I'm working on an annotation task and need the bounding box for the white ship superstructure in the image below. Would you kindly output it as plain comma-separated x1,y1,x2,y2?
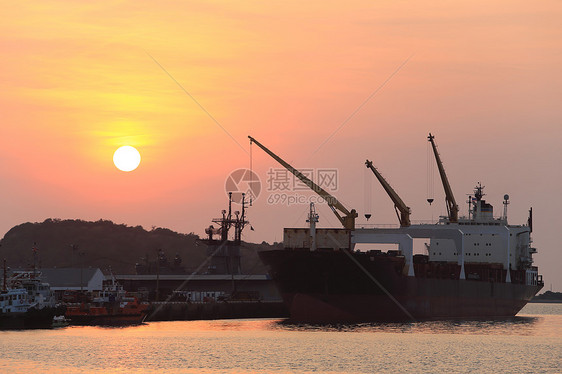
426,184,539,286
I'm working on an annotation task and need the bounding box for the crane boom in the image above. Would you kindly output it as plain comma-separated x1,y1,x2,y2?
428,133,459,222
249,136,357,230
365,160,411,227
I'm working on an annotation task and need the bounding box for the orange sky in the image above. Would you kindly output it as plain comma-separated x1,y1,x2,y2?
1,1,561,290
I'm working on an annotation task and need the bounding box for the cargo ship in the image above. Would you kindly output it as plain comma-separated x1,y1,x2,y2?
250,134,543,322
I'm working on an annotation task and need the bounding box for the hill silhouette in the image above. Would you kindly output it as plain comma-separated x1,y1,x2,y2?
531,291,562,302
0,219,279,274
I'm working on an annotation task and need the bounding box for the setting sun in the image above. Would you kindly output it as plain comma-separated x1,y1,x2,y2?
113,146,141,172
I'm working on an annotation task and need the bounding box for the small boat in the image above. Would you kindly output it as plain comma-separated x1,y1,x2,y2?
51,315,70,328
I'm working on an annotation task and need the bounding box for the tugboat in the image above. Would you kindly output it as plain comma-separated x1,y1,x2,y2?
0,262,62,329
0,288,37,329
65,273,149,326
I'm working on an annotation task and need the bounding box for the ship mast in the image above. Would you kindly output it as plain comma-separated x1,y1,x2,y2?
365,160,411,227
211,192,249,245
428,133,459,223
249,136,357,230
306,203,319,251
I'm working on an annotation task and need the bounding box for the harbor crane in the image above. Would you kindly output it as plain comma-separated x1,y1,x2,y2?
365,160,411,227
428,133,459,223
248,136,358,230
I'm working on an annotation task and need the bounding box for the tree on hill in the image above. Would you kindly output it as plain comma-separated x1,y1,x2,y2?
0,219,276,275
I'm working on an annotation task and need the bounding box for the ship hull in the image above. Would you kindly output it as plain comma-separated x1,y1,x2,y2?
65,303,149,326
0,307,59,329
66,313,147,326
259,249,542,323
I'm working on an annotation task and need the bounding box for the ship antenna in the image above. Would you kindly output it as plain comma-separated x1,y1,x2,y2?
466,195,473,220
249,138,253,206
228,192,232,221
503,194,510,221
474,182,484,200
306,202,319,251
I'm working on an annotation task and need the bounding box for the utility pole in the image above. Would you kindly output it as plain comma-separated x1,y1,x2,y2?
32,242,38,279
80,251,84,292
156,249,160,302
3,258,6,292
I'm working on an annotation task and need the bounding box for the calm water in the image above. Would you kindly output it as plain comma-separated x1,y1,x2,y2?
1,303,560,373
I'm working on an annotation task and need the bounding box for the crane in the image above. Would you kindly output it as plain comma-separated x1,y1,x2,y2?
248,136,358,230
428,133,459,223
365,160,411,227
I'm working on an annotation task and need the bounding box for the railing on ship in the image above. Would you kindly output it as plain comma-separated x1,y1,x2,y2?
357,216,530,229
357,220,438,229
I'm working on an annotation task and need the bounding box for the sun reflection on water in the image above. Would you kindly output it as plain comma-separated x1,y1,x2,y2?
1,304,560,373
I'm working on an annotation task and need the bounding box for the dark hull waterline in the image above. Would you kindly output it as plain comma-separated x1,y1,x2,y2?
259,249,542,323
0,307,59,330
